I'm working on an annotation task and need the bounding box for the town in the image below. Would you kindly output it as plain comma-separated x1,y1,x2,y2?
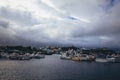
0,46,120,63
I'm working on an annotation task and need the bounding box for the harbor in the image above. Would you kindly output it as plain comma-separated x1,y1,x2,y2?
0,46,120,63
0,0,120,80
0,46,120,80
60,48,120,63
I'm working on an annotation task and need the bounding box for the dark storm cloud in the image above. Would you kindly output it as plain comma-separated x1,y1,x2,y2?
0,0,120,48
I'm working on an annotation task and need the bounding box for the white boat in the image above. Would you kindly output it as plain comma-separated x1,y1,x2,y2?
21,55,31,60
106,55,115,62
95,58,107,63
34,53,45,59
60,52,71,60
106,55,120,63
30,53,35,58
79,54,89,61
87,55,95,61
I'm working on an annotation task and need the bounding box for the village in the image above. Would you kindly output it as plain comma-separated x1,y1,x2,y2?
0,46,120,62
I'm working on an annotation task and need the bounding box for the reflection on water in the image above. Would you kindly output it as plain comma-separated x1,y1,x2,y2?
0,54,120,80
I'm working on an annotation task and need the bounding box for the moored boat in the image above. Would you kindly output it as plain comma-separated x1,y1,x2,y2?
87,55,95,61
72,57,80,61
60,52,71,60
34,53,45,59
79,54,89,61
106,55,115,62
95,58,107,63
21,55,31,60
9,53,19,60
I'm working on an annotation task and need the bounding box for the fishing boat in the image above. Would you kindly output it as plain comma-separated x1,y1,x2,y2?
72,57,80,61
60,52,71,60
106,55,115,62
34,53,45,59
21,55,31,60
9,53,19,60
87,55,95,61
79,54,89,61
95,58,107,63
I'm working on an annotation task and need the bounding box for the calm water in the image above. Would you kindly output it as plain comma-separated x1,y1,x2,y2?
0,54,120,80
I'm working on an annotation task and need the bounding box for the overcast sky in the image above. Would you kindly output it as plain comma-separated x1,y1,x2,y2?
0,0,120,48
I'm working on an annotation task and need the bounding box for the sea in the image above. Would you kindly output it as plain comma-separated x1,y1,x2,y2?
0,54,120,80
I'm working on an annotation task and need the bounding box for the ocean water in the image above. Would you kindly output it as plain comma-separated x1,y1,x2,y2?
0,54,120,80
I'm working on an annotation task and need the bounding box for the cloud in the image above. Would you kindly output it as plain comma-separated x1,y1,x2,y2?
0,0,120,48
0,7,39,26
0,19,9,28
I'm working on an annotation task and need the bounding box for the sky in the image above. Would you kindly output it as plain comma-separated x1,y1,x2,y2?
0,0,120,48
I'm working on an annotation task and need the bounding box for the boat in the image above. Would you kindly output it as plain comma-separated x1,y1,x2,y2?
21,55,31,60
95,58,107,63
9,53,19,60
106,55,115,62
30,53,35,58
79,54,89,61
106,55,120,63
60,52,71,60
87,55,95,61
34,53,45,59
72,57,80,61
9,53,31,60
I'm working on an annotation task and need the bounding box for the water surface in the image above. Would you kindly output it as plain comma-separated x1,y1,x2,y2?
0,54,120,80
